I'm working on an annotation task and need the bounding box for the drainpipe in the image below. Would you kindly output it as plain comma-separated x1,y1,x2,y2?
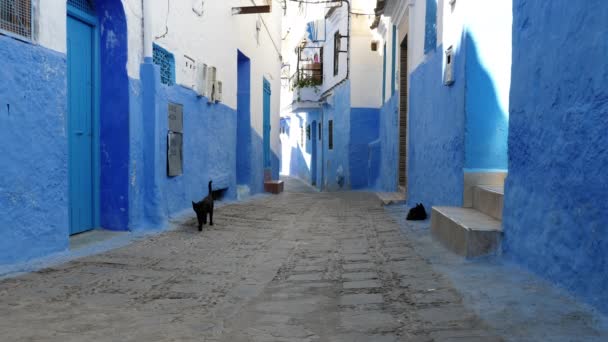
143,0,153,63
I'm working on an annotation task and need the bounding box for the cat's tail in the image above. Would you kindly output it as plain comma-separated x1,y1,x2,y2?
208,180,213,195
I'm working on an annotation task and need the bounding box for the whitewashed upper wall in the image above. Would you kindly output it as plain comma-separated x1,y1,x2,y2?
350,14,383,108
37,0,66,53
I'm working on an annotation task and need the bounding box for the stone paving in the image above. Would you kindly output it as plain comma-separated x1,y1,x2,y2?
0,178,500,341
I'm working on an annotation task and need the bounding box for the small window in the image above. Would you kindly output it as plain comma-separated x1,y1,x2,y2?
371,41,378,52
153,44,176,86
0,0,33,40
318,122,322,141
306,125,311,140
333,31,340,76
328,120,333,150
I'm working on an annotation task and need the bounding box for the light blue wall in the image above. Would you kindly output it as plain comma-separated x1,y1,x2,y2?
504,0,608,313
376,94,399,192
424,0,437,53
285,109,320,187
464,1,511,171
322,81,351,190
349,108,380,189
0,36,69,264
407,44,466,208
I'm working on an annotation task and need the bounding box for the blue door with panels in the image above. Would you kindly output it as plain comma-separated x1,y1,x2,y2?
263,79,272,169
67,1,97,235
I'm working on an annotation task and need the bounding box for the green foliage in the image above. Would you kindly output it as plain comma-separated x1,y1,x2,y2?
293,77,322,89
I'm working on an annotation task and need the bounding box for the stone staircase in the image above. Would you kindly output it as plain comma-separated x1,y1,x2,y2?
431,184,504,258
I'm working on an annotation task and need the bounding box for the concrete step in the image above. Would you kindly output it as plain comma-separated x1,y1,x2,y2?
431,206,502,258
472,185,504,221
375,192,407,206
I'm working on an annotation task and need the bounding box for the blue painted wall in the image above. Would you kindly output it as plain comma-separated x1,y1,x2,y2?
237,52,252,186
350,108,379,189
0,36,68,264
424,0,437,53
407,44,466,208
464,1,511,171
376,94,398,192
504,0,608,313
285,109,320,186
322,81,351,190
97,1,130,231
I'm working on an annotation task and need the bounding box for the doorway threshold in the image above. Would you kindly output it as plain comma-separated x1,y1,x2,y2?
69,229,129,251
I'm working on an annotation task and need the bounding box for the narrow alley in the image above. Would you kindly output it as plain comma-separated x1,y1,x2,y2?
1,0,607,341
1,178,500,341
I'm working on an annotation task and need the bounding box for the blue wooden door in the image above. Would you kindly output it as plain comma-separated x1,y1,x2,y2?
311,120,317,185
67,14,95,235
263,79,271,168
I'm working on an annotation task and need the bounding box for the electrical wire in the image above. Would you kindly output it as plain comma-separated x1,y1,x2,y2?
155,0,170,40
250,0,283,60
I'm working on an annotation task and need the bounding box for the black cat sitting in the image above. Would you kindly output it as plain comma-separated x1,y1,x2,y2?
406,203,427,221
192,180,214,231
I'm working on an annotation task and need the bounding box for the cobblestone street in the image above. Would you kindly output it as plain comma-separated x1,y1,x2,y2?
0,178,499,341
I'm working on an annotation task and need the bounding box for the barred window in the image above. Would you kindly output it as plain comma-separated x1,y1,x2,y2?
328,120,333,150
68,0,95,15
153,44,176,86
0,0,33,40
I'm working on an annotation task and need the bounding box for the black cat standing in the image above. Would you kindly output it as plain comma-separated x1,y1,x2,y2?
192,180,214,231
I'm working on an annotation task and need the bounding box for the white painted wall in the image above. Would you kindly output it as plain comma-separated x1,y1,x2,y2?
464,0,512,115
321,4,349,94
37,0,66,53
350,14,383,108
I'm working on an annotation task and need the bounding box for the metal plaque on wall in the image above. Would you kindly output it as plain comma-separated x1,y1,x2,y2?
168,102,183,133
167,131,183,176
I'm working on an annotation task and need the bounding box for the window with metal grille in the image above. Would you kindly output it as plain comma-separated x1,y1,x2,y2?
333,31,340,76
68,0,95,15
0,0,33,40
153,44,176,86
318,122,322,141
306,125,311,140
328,120,333,150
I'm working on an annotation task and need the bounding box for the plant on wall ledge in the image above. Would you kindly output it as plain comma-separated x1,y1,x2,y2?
293,77,322,91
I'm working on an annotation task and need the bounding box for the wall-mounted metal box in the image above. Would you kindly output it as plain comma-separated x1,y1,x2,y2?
444,46,455,86
168,102,183,133
167,102,184,176
167,131,183,176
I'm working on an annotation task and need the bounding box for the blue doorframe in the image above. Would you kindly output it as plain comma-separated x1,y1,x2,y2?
263,78,271,169
237,51,252,185
67,5,100,235
311,120,317,185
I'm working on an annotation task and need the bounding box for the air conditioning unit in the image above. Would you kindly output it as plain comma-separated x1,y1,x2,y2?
183,55,197,91
207,66,217,103
214,81,223,102
196,62,208,97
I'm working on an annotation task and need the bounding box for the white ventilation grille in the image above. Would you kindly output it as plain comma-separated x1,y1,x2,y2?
68,0,95,15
